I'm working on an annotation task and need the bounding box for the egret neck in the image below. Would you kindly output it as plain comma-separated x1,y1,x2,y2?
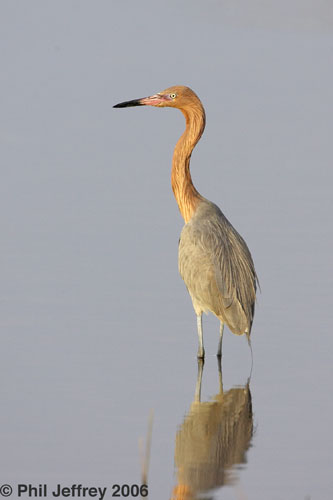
171,102,206,223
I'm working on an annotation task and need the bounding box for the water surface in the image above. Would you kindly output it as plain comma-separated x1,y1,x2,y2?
1,1,332,499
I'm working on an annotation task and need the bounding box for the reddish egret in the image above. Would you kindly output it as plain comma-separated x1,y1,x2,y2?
114,86,258,358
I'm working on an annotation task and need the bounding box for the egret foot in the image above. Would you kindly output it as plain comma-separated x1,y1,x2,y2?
217,322,224,357
197,348,205,359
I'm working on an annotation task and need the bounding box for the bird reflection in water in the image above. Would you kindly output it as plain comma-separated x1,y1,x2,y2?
170,359,253,500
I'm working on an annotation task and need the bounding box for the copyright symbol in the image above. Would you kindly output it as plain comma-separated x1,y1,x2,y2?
0,485,12,497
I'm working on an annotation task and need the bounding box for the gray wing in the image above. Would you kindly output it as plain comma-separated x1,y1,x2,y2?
178,201,257,335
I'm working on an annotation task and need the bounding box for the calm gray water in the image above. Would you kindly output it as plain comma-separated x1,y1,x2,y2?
1,1,333,499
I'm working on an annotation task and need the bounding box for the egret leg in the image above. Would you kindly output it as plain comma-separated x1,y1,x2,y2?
196,314,205,359
194,358,204,402
217,355,223,395
217,322,224,357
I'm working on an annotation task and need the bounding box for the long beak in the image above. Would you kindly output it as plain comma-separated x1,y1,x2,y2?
113,93,169,108
113,98,144,108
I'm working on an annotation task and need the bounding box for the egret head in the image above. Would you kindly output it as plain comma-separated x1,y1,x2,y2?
113,85,202,110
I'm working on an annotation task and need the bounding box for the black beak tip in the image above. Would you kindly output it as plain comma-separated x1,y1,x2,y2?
113,99,143,108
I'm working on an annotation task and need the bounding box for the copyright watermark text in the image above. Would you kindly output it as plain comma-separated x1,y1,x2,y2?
0,483,148,499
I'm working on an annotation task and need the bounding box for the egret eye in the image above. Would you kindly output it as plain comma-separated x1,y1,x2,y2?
170,93,177,99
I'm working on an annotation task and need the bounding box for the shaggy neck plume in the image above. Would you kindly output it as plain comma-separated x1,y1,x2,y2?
171,102,206,223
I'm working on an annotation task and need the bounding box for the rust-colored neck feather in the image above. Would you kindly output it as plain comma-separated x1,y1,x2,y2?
171,101,206,223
